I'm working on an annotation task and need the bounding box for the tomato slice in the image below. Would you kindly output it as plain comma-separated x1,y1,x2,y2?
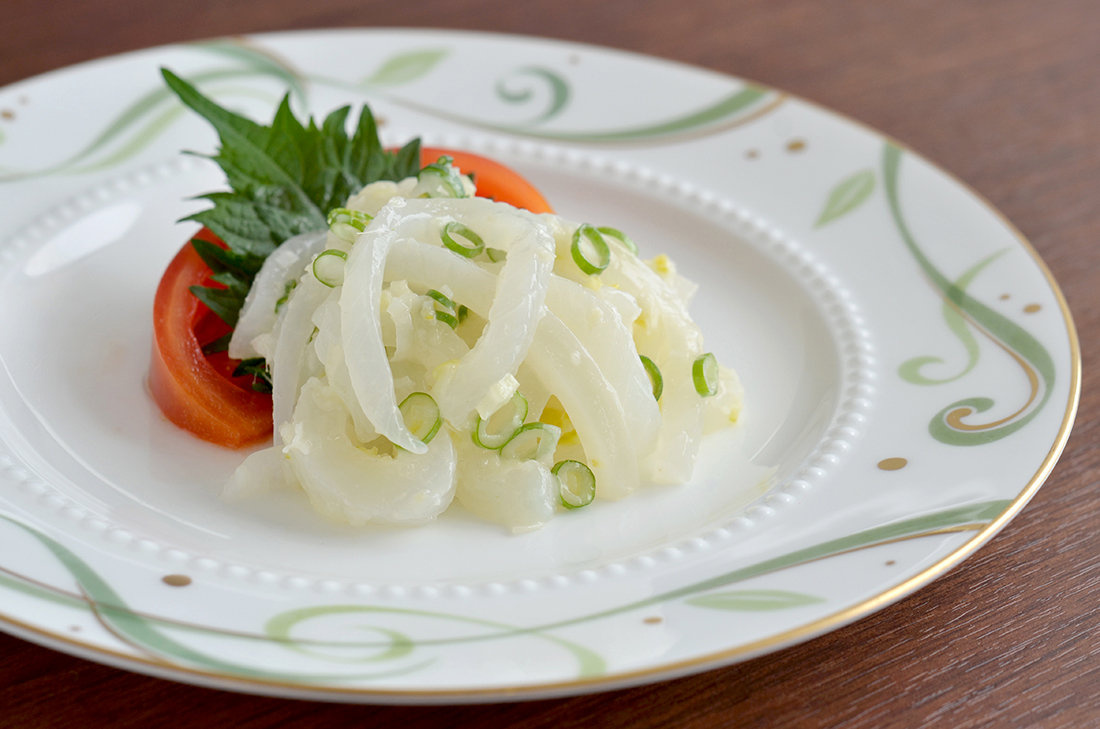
149,228,272,448
152,151,552,446
420,148,554,214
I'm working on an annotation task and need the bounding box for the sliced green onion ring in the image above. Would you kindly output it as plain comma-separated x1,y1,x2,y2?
554,460,596,509
486,247,507,262
441,221,485,258
434,310,459,329
326,207,372,243
639,355,663,401
570,224,611,275
425,288,459,327
692,352,719,397
473,392,529,449
398,392,442,444
500,422,561,460
312,249,348,287
418,156,469,198
426,288,456,310
597,226,638,255
457,304,469,323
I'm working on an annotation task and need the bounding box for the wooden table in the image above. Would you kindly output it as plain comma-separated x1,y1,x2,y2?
2,1,1097,726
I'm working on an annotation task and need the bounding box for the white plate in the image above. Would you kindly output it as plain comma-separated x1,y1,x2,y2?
0,29,1079,702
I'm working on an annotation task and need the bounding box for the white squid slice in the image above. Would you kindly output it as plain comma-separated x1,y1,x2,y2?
384,238,497,311
455,445,558,532
281,378,457,526
271,273,330,445
340,199,432,454
229,229,328,360
526,315,641,498
418,199,555,428
385,283,469,369
311,290,379,444
546,277,660,458
222,446,288,501
597,242,708,484
647,356,705,484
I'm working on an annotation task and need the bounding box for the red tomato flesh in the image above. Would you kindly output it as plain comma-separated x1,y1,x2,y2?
148,228,272,447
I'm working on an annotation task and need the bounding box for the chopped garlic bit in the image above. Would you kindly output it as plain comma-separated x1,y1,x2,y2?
476,373,521,420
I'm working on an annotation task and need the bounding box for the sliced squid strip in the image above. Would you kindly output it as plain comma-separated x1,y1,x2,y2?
430,230,551,428
647,356,706,484
526,315,640,499
282,379,457,526
599,250,704,359
546,277,660,457
384,239,497,311
599,249,707,482
419,202,555,427
312,292,378,443
340,200,432,454
271,274,330,445
229,229,328,360
455,446,558,532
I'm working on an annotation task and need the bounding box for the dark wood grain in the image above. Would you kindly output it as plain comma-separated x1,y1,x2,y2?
2,1,1099,726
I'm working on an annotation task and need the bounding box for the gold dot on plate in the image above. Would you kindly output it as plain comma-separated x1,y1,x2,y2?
1024,303,1041,313
745,148,760,159
643,616,663,625
162,574,192,587
1000,293,1011,301
1,110,14,121
885,560,896,567
878,457,908,471
786,139,806,153
69,625,81,632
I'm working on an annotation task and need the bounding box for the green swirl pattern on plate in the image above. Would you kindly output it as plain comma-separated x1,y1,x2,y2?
0,500,1008,684
883,144,1055,446
898,249,1009,385
0,37,784,184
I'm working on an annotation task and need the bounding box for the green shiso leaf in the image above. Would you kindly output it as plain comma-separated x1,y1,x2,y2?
189,236,266,279
161,68,423,329
232,357,274,394
200,332,232,355
189,284,245,329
